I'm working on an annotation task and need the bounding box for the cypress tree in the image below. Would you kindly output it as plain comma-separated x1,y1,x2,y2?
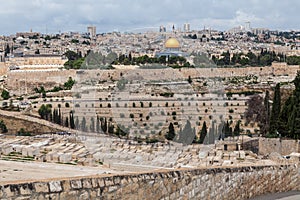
165,122,175,140
96,116,100,133
75,117,79,130
65,117,69,128
177,120,194,145
199,121,207,144
90,117,95,133
81,117,87,132
69,111,75,129
108,122,114,134
263,90,270,134
279,71,300,139
233,120,241,136
208,121,215,144
101,117,107,133
269,83,281,135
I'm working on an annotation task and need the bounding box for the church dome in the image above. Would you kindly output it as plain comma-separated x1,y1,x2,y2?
165,38,180,49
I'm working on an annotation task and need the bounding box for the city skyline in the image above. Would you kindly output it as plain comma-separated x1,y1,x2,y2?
0,0,300,35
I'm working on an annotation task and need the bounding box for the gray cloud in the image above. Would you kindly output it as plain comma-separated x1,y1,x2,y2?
0,0,299,35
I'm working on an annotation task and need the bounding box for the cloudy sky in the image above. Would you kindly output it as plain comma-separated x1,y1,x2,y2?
0,0,299,35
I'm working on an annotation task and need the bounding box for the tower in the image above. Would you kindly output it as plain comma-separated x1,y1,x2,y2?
87,26,96,38
245,21,251,32
183,23,190,32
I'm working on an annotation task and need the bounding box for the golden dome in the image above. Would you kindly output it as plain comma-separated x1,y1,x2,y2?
165,38,180,49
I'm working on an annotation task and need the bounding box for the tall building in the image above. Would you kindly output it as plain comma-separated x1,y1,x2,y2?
87,26,96,38
159,25,166,33
183,23,190,32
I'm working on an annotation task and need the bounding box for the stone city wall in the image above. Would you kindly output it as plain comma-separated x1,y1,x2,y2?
4,63,300,95
259,138,300,156
0,165,299,200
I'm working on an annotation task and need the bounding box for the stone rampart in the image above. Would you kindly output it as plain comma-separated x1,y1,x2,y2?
259,138,300,156
0,165,299,200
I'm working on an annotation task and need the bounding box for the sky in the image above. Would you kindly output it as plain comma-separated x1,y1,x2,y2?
0,0,299,35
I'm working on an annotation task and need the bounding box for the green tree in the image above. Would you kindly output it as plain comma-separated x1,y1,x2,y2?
177,120,195,145
4,44,10,57
101,117,107,133
96,117,100,133
233,120,241,136
279,71,300,139
1,90,10,100
75,117,79,130
38,104,52,120
69,111,75,129
115,125,128,137
108,123,114,134
263,90,271,134
245,94,267,136
224,121,232,137
165,122,175,140
81,117,87,132
199,121,207,144
187,75,192,84
0,120,8,133
64,117,69,128
64,77,75,90
90,117,95,132
269,83,281,135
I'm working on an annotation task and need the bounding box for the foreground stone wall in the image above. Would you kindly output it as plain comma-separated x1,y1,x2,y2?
259,138,300,156
0,165,299,200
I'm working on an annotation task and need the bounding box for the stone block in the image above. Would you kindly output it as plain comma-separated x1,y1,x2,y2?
59,191,78,200
2,146,13,155
3,185,18,197
90,190,98,199
105,178,114,186
82,179,92,189
91,178,99,188
71,180,82,189
59,153,72,163
61,180,71,191
114,177,121,185
108,186,118,193
98,179,105,187
79,191,90,200
15,196,32,200
49,181,62,193
20,184,33,195
46,193,60,200
34,182,49,193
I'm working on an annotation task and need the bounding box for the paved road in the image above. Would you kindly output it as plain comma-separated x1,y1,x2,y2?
250,191,300,200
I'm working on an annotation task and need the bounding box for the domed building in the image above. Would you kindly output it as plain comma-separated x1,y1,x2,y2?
156,37,188,58
165,38,180,51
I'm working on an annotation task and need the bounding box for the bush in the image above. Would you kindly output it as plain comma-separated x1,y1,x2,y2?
1,90,10,100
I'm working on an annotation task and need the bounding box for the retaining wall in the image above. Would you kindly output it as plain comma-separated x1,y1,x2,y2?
0,165,299,200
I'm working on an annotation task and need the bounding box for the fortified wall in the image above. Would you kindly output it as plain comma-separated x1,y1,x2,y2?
259,138,300,156
4,63,300,95
0,165,299,200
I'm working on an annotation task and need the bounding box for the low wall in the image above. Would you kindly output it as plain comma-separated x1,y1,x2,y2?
259,138,300,156
0,165,299,200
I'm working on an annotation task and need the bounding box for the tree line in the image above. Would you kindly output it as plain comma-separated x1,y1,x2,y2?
165,119,242,145
212,49,300,66
112,54,191,68
245,71,300,139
